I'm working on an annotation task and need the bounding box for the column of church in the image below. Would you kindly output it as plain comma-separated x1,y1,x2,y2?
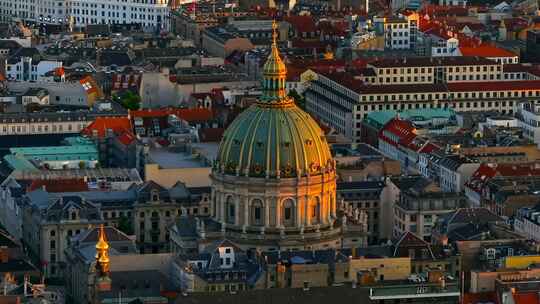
242,196,249,228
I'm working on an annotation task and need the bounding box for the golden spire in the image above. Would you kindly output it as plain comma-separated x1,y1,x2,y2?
261,19,288,102
95,224,110,275
96,224,109,251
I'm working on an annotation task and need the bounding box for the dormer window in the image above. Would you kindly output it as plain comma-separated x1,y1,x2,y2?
71,212,77,220
151,190,159,202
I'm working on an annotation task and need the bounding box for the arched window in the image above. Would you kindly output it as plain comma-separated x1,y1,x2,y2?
311,197,321,225
226,196,235,224
251,199,264,226
282,199,295,227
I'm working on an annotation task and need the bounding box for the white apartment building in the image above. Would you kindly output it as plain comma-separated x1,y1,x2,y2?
514,206,540,242
432,37,460,57
304,57,540,143
0,0,36,22
517,101,540,148
0,112,91,136
0,0,169,30
67,0,169,30
383,14,418,50
5,48,62,82
6,59,62,82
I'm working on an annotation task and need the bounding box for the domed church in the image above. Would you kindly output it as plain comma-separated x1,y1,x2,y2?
209,21,342,250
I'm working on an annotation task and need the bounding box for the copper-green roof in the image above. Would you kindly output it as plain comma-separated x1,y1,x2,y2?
216,103,332,178
215,20,334,179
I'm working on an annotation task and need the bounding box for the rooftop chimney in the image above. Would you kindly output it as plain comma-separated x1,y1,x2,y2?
0,246,9,263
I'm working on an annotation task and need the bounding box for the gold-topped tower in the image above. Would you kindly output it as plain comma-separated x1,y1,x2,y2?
95,224,110,275
260,20,289,103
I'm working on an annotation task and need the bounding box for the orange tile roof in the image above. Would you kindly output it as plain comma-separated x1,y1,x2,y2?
54,67,65,77
82,116,132,138
460,44,517,58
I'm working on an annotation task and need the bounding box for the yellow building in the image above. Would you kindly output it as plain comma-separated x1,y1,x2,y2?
504,255,540,269
347,256,411,283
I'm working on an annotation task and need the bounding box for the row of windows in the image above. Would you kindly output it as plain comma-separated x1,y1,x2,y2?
377,65,501,75
360,90,540,103
0,123,84,134
386,23,409,29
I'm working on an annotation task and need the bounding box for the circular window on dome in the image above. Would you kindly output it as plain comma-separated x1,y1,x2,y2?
305,139,313,146
256,141,264,148
233,139,240,145
310,162,319,173
282,163,293,177
252,164,263,176
282,141,290,148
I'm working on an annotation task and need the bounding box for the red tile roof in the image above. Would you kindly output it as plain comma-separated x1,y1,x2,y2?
378,118,417,147
82,117,132,138
503,63,533,73
466,162,540,194
447,81,540,92
54,67,65,77
116,131,136,146
514,292,540,304
284,15,317,33
174,108,213,122
317,20,349,36
462,292,497,304
79,76,99,95
28,178,89,192
287,58,347,81
321,70,540,94
460,44,517,58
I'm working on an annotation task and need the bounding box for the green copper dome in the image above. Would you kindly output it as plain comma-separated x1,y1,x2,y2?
214,21,334,179
216,103,333,178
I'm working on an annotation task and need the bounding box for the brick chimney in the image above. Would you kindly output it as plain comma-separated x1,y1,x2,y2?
0,246,9,263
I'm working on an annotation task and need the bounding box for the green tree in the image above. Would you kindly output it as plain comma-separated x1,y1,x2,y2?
289,89,305,110
116,91,141,110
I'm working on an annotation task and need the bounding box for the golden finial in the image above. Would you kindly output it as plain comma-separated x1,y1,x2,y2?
272,19,278,46
96,224,109,251
95,224,110,276
98,253,110,264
